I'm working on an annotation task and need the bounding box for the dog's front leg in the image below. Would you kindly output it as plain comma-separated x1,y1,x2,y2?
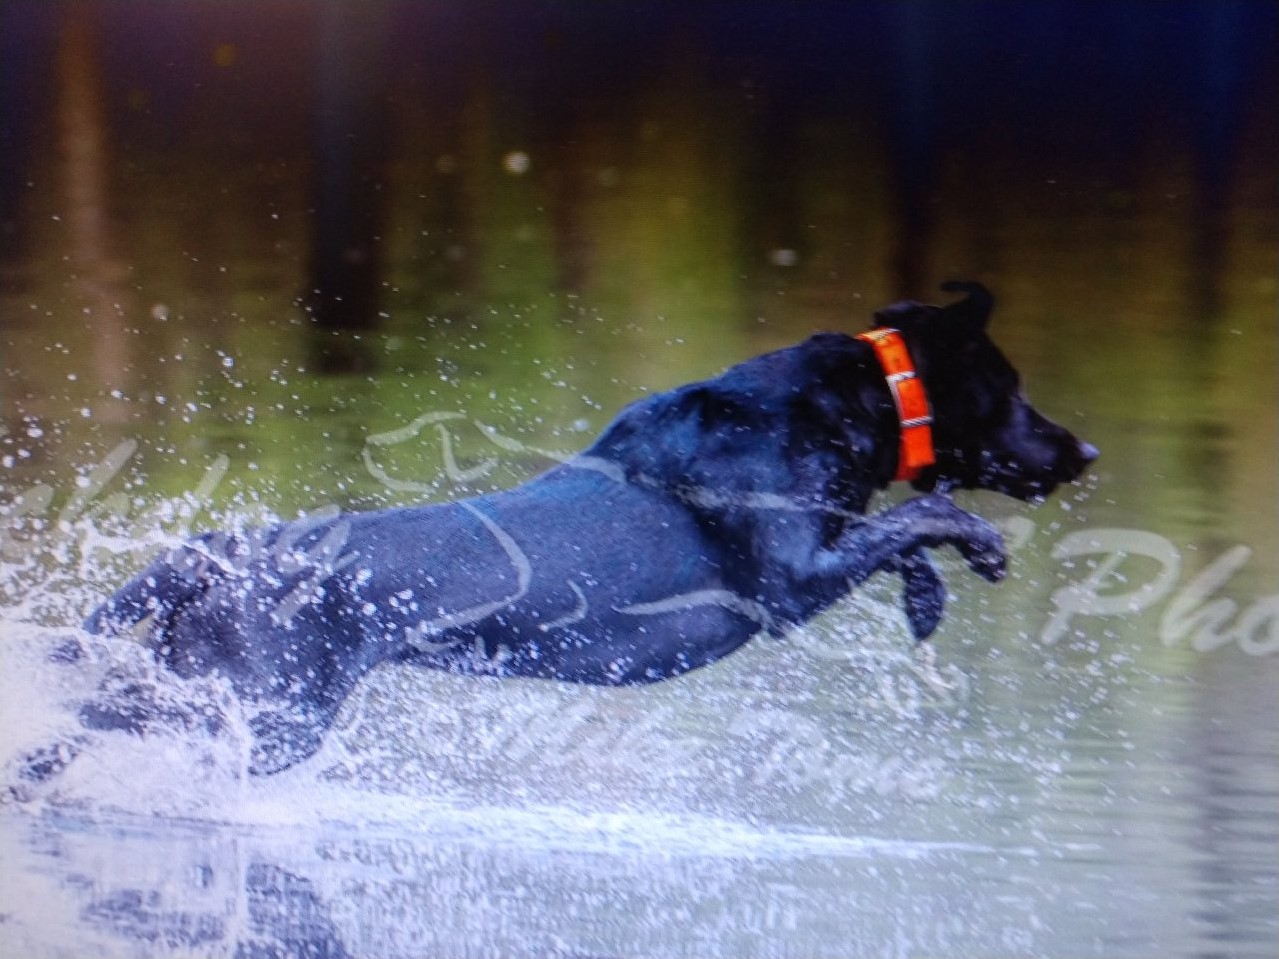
887,549,947,640
842,494,1004,582
816,494,1005,638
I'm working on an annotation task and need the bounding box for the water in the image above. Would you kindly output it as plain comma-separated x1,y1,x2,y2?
2,3,1277,957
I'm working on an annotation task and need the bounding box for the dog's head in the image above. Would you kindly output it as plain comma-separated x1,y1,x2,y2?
869,281,1098,502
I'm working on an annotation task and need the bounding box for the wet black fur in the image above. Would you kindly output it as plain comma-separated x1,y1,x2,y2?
78,282,1096,774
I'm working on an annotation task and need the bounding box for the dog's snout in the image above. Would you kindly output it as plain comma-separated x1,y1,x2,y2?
1077,441,1100,465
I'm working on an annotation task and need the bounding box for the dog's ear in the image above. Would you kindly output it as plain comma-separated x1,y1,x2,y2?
939,280,995,334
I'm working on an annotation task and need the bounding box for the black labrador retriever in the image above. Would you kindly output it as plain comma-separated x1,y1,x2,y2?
79,281,1096,774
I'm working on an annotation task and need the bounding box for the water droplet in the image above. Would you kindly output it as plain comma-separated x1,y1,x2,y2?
502,151,531,175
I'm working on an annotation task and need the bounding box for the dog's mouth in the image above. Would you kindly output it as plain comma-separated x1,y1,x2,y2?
988,442,1100,502
921,471,1060,503
921,441,1099,503
992,474,1063,504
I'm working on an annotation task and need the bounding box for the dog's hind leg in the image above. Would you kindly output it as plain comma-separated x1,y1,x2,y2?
83,541,224,637
244,670,364,774
239,652,371,775
245,706,330,776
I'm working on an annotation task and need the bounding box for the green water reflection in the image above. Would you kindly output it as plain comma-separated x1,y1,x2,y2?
1,3,1276,957
4,2,1275,589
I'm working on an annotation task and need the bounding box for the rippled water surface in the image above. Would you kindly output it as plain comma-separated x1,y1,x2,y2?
2,3,1277,957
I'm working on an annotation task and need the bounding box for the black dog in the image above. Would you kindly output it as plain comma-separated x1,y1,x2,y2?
81,282,1096,774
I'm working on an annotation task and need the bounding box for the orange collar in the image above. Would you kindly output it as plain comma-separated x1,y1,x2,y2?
854,327,935,482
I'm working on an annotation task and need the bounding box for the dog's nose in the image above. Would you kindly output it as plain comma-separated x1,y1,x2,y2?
1078,441,1100,465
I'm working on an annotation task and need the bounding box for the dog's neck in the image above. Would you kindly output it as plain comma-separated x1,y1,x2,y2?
854,328,935,485
581,334,934,515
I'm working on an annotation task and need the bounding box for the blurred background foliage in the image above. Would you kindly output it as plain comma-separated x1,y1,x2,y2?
0,0,1275,595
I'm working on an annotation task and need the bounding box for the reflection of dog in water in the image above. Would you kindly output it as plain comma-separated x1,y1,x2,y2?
54,282,1096,777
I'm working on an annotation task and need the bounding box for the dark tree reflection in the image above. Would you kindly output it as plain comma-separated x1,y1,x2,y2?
304,0,392,373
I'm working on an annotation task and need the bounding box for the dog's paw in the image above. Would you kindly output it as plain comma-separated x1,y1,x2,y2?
78,674,226,738
899,494,1007,584
960,532,1006,584
893,550,946,640
47,635,89,664
18,738,84,782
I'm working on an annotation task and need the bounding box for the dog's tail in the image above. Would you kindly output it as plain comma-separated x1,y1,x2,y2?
83,545,215,637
